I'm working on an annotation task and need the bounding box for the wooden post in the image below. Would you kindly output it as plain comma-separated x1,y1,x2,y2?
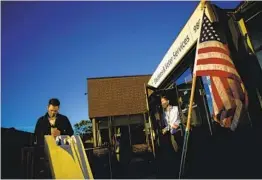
92,118,97,147
128,115,132,147
96,121,102,146
143,113,150,149
144,83,156,157
108,116,112,145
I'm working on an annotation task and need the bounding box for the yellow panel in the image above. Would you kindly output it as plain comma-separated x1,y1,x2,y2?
148,88,154,97
71,136,94,179
238,18,255,54
44,136,84,179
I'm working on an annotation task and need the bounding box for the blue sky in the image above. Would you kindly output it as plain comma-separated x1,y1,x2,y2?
1,1,240,132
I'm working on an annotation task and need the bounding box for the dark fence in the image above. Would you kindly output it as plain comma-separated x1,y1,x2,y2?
1,128,34,179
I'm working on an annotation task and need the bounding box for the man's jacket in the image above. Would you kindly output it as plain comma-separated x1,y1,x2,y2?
34,113,74,145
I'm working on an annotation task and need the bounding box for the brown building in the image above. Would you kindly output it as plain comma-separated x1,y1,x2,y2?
87,74,151,147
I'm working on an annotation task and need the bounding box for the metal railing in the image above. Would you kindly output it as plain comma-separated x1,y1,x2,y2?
21,147,35,179
21,146,51,179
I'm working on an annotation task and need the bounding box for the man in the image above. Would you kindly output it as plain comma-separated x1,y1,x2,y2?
34,98,74,145
158,96,184,178
160,96,182,152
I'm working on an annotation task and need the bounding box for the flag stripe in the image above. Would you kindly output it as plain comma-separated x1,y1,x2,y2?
210,77,224,111
195,64,240,78
223,78,236,108
197,52,233,65
228,79,245,130
228,78,245,101
211,91,219,115
196,58,235,69
198,47,229,56
231,99,243,130
222,117,232,128
212,77,232,110
195,70,242,82
198,41,228,51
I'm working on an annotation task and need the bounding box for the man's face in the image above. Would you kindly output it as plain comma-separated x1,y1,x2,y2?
47,105,59,118
161,98,169,109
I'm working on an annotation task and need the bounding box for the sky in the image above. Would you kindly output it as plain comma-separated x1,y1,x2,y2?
1,1,241,133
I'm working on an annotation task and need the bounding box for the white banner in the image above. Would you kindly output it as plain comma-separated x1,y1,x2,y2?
148,2,204,88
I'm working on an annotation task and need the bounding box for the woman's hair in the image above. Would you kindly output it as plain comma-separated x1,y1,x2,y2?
160,95,169,101
161,95,179,106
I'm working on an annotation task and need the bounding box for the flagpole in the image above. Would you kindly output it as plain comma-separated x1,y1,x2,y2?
186,0,208,130
186,76,197,131
178,75,197,178
179,0,207,178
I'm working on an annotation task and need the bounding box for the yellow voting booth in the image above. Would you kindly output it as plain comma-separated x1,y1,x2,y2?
44,135,93,179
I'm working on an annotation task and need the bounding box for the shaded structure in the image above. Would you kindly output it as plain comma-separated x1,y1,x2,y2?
146,1,262,178
1,127,34,179
87,74,152,149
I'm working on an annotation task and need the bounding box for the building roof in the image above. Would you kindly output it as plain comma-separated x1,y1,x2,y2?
87,75,151,118
87,74,151,80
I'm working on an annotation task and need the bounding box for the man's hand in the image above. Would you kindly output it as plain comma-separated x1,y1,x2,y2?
172,124,179,129
162,128,168,135
51,128,61,137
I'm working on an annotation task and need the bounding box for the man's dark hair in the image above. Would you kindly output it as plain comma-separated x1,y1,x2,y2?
48,98,60,106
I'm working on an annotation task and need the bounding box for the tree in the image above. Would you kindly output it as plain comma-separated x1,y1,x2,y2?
74,120,92,136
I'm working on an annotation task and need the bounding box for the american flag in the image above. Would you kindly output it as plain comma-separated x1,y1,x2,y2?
193,11,248,131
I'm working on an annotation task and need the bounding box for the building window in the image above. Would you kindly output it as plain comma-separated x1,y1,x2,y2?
246,11,262,69
175,68,203,127
201,76,213,116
